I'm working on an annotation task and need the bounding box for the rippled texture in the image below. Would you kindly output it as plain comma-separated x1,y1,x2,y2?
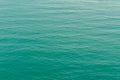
0,0,120,80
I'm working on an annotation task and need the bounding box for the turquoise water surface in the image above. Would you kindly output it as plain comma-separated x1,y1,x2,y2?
0,0,120,80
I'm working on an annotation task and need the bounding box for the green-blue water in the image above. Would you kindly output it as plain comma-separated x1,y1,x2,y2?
0,0,120,80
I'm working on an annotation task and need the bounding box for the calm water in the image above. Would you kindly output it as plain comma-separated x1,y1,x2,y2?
0,0,120,80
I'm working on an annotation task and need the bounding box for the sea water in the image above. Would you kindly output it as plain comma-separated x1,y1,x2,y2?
0,0,120,80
